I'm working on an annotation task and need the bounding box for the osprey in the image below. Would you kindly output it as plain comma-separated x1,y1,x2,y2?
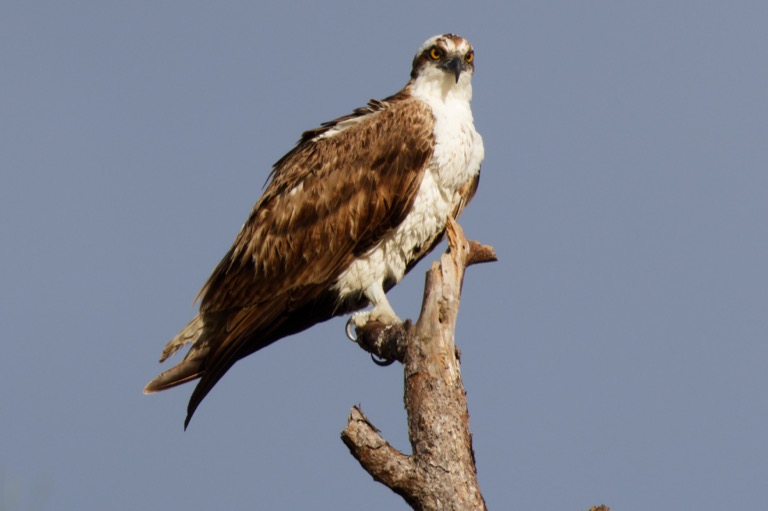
145,34,484,428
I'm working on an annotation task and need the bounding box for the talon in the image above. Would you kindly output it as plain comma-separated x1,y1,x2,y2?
370,352,395,366
345,317,358,342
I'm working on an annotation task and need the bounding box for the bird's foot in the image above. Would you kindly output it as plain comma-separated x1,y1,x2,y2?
345,307,401,342
345,314,363,342
346,308,406,366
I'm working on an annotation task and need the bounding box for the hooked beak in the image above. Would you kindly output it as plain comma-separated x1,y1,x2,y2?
443,57,462,83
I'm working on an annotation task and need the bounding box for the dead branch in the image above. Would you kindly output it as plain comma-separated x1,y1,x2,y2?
341,218,495,510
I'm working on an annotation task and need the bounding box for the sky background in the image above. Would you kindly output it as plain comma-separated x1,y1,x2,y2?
2,1,767,510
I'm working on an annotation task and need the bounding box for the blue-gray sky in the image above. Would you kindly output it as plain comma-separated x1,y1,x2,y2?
2,2,767,510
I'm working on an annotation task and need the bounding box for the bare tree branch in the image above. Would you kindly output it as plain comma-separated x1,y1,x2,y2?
341,406,424,506
341,218,495,510
342,220,609,510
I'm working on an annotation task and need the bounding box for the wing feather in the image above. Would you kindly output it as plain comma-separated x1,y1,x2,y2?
181,97,436,425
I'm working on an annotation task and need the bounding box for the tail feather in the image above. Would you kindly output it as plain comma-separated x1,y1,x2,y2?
159,315,205,362
143,314,212,394
143,357,205,394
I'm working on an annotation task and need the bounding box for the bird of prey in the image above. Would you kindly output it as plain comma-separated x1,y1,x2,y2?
145,34,484,428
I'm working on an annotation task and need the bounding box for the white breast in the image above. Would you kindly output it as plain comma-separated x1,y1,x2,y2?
333,89,484,301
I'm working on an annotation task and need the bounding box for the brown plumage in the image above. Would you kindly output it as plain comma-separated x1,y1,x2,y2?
145,34,483,429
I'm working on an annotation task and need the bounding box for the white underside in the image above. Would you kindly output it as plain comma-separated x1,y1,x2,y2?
333,74,484,322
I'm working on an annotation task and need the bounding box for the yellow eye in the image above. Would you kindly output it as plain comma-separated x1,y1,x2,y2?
429,47,442,60
465,51,474,63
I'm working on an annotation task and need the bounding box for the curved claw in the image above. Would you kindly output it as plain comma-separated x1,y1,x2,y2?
370,352,396,366
345,317,358,342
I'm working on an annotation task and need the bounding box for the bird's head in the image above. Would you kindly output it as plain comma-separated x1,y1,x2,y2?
409,34,475,98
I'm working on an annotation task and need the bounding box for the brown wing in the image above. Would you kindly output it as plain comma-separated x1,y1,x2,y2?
182,97,435,426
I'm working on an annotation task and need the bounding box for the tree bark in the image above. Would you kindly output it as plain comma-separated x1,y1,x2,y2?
341,218,496,510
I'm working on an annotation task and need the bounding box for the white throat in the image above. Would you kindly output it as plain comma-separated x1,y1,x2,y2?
409,66,474,105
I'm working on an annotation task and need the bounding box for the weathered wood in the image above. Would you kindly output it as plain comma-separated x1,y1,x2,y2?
342,218,496,510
